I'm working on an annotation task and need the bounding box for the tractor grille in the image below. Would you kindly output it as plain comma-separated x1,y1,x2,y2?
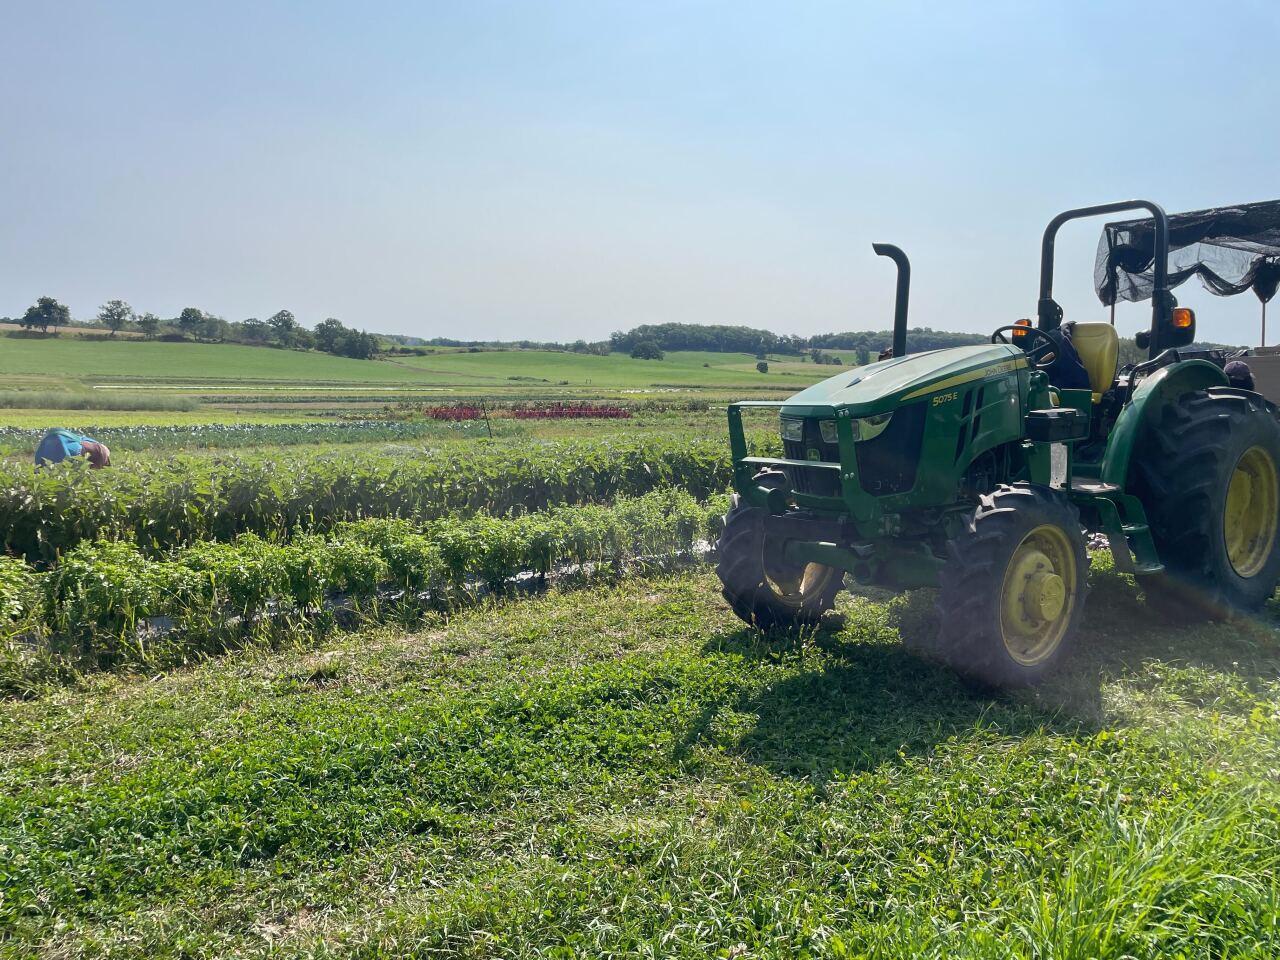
855,401,925,496
781,403,926,498
782,419,841,496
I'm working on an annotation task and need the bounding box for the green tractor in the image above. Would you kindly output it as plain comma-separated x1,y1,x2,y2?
717,200,1280,687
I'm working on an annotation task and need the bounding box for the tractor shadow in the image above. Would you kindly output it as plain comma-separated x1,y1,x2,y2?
1068,559,1280,699
689,564,1280,788
687,594,1102,787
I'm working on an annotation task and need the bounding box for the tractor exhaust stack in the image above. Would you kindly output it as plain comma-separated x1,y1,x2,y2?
873,243,911,358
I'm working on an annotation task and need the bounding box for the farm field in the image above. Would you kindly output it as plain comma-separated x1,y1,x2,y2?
2,562,1278,956
389,346,838,387
0,322,143,339
0,336,838,392
0,408,311,429
2,338,1279,957
0,336,846,435
0,337,433,384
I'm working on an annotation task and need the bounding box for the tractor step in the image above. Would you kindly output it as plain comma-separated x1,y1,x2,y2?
740,456,841,472
1069,479,1122,497
1083,493,1164,576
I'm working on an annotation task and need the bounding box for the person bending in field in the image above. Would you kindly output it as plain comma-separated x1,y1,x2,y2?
1225,359,1255,391
34,429,111,468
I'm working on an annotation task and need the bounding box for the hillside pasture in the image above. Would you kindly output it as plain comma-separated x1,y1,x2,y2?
0,337,430,384
382,348,840,388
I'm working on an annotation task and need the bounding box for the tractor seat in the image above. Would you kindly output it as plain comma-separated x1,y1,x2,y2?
1069,322,1119,403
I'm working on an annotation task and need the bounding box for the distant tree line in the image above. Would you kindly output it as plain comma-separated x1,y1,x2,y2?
609,322,992,358
13,298,1240,369
610,323,811,356
3,297,383,360
425,337,612,355
422,323,993,360
808,327,991,353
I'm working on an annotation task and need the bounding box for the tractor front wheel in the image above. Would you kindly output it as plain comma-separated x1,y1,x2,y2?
716,471,843,629
936,484,1087,688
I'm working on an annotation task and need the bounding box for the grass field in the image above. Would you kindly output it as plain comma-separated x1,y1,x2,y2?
0,336,837,391
3,333,1278,956
0,337,432,385
3,561,1277,956
390,347,836,387
0,337,841,432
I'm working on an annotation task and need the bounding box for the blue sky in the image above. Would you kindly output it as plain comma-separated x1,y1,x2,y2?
3,1,1277,345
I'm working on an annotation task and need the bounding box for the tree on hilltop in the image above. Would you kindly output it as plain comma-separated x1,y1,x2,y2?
201,314,229,342
97,300,133,336
19,296,70,334
267,310,297,346
237,317,270,342
178,307,205,339
337,328,379,359
136,313,161,339
630,340,664,360
314,317,345,353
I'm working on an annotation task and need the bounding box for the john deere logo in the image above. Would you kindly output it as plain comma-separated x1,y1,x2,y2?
806,448,821,461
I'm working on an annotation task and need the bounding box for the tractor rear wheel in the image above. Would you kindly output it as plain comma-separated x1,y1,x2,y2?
1131,390,1280,619
716,471,843,629
936,484,1087,687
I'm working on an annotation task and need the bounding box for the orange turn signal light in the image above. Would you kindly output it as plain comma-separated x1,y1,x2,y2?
1012,318,1031,337
1172,307,1195,329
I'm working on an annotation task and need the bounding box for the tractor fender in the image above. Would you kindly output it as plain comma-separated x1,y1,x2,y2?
1100,360,1228,487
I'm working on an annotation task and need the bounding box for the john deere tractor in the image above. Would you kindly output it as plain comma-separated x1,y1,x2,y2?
718,200,1280,687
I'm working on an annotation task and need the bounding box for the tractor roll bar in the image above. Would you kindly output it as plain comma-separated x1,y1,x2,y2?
1037,200,1171,357
873,243,911,358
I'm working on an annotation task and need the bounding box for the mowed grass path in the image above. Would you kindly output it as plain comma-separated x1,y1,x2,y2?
2,563,1278,957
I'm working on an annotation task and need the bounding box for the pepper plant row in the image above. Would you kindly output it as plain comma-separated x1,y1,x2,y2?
0,437,768,564
0,488,727,689
0,419,497,456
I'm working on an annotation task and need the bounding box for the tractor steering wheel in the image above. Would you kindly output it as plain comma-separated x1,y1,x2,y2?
991,325,1058,367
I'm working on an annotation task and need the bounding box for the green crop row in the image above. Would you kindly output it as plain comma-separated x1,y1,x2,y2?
0,437,763,564
0,418,499,455
0,556,38,634
1,488,726,691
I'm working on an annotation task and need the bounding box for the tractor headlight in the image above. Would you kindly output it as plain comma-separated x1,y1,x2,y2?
780,417,805,442
856,411,893,442
816,413,894,445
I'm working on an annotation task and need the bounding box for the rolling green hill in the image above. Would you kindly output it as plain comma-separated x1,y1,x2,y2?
0,337,428,385
0,336,845,389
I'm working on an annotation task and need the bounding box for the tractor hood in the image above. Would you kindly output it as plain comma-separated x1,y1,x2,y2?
781,343,1026,416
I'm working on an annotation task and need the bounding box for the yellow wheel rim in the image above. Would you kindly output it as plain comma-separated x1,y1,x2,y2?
1224,445,1279,578
999,524,1078,666
763,558,835,608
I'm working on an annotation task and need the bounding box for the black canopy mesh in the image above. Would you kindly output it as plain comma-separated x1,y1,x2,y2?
1094,200,1280,307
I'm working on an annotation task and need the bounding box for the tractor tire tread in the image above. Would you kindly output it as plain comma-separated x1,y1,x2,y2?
934,484,1087,688
1130,390,1280,619
715,471,842,630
